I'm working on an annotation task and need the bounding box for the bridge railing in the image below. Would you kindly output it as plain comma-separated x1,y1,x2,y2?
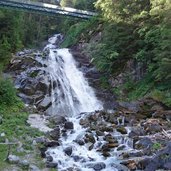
0,0,97,18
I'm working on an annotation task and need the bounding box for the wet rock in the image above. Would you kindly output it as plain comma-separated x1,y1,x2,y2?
37,95,52,111
49,127,60,140
117,145,126,151
87,162,106,171
88,143,94,150
46,155,53,162
46,162,58,168
121,160,137,170
144,142,171,171
49,115,67,125
101,144,111,152
137,157,152,170
96,130,105,136
104,136,118,144
143,119,162,134
85,133,96,144
107,143,119,148
102,151,111,157
64,122,74,129
93,162,106,171
122,151,144,158
8,155,20,164
135,137,153,149
111,163,129,171
128,127,145,138
45,140,60,147
116,126,127,134
64,146,72,156
79,118,89,127
39,147,47,158
75,139,85,146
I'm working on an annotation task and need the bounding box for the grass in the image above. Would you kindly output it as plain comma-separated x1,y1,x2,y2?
0,101,43,170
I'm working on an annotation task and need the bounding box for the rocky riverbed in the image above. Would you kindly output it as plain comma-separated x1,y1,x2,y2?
4,35,171,171
35,98,171,171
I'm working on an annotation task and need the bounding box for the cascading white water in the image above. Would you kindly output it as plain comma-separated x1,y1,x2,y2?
44,34,102,116
44,35,133,171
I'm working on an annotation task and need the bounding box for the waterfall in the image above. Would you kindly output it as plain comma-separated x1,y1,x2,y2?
44,34,102,116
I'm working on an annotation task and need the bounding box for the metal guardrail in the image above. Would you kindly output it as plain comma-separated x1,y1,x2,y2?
0,0,98,19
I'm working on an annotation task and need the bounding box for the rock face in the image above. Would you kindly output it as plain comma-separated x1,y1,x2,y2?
7,49,52,114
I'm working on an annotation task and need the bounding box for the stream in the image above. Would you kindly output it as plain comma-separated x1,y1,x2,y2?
42,35,134,171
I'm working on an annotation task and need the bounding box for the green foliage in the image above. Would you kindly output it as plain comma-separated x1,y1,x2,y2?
61,19,97,47
0,78,21,106
61,0,96,10
152,142,162,150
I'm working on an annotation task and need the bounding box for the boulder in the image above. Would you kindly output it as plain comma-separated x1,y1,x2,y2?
64,146,72,156
46,162,58,168
135,137,153,149
87,162,106,171
8,155,20,164
116,126,127,134
64,122,74,129
49,127,60,140
29,165,41,171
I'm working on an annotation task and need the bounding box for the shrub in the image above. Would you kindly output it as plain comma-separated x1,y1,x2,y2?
0,78,19,106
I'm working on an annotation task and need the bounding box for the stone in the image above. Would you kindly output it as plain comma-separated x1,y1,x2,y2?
117,145,126,151
87,162,106,171
85,134,96,144
116,126,127,134
96,130,104,136
46,155,53,162
75,139,85,146
145,142,171,170
8,155,20,164
107,143,119,148
46,162,58,168
49,127,60,140
37,95,52,111
49,115,67,125
164,162,171,170
45,140,60,147
29,165,40,171
143,119,162,134
128,127,145,138
19,160,29,169
39,147,47,158
64,122,74,129
135,137,153,149
111,163,129,171
34,136,46,143
102,151,110,157
93,162,106,171
121,160,137,170
64,146,72,156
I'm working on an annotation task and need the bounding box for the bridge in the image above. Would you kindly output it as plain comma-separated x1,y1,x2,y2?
0,0,97,19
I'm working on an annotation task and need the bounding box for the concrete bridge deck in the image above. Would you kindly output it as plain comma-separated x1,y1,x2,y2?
0,0,97,19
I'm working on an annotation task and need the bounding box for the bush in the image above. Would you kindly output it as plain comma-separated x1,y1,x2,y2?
0,78,19,106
